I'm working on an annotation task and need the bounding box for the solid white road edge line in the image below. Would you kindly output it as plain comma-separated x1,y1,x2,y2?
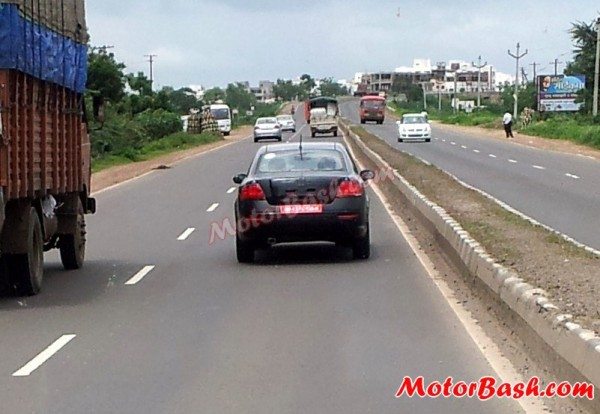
125,265,156,285
177,228,196,241
343,133,547,413
13,335,77,377
207,203,219,212
91,135,253,196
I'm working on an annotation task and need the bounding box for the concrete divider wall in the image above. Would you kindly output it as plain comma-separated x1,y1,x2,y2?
339,120,600,390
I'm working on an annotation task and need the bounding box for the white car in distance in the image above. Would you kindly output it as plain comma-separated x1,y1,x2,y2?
397,113,432,143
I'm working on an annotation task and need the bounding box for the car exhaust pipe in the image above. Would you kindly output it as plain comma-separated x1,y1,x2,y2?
267,237,277,246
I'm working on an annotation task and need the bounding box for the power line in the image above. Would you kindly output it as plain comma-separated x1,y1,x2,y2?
90,45,114,54
508,42,528,119
144,54,158,88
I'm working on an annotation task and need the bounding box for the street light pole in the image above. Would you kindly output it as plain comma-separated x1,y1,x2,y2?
593,17,600,117
508,42,528,120
421,83,427,110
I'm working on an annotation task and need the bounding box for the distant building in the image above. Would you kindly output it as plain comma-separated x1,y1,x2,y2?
361,59,513,96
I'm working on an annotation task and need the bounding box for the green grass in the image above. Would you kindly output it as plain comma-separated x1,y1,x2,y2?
390,101,600,150
92,131,223,173
520,118,600,149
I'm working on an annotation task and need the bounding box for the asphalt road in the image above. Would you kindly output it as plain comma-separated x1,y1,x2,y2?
0,110,521,413
340,99,600,250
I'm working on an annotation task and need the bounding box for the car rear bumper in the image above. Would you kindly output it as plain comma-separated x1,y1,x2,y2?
254,131,282,139
399,132,431,140
311,124,338,133
237,213,368,244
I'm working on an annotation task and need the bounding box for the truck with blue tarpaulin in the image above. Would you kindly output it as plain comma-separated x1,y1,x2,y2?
0,0,95,295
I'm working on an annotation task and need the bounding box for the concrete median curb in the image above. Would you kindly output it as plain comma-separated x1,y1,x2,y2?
339,120,600,389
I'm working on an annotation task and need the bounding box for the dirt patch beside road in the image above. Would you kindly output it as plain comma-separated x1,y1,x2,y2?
351,125,600,335
91,126,252,193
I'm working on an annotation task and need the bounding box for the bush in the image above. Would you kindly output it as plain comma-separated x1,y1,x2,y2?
134,109,183,140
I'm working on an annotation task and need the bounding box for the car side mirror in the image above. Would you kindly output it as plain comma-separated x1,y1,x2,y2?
233,173,247,184
360,170,375,181
396,120,402,125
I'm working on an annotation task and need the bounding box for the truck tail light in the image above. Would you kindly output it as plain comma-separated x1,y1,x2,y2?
336,180,364,198
240,182,266,201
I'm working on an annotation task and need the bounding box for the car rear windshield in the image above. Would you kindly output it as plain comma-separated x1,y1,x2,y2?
277,115,293,121
256,149,347,173
403,116,426,124
257,118,277,124
211,108,230,120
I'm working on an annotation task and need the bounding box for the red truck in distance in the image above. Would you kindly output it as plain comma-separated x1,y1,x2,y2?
359,95,386,124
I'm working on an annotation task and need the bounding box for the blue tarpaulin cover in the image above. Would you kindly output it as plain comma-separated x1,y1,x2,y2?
0,3,87,93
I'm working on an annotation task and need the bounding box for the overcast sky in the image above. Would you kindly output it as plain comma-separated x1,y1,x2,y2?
87,1,600,89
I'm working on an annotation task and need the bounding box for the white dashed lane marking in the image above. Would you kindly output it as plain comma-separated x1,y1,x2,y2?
565,173,580,179
227,187,236,194
13,335,77,377
125,265,156,285
207,203,219,212
508,159,517,163
461,145,467,149
473,149,480,153
177,228,196,241
451,141,456,145
532,165,546,170
489,154,497,158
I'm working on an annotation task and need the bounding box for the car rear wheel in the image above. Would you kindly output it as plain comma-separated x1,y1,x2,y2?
398,138,403,143
333,130,338,137
360,119,365,124
254,137,259,143
425,138,431,143
311,131,316,138
352,224,370,260
236,235,255,263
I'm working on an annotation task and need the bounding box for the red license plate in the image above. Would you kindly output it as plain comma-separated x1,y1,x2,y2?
278,204,323,215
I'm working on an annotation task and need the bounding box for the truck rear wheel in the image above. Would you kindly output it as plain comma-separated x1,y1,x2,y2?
6,208,44,296
59,199,86,270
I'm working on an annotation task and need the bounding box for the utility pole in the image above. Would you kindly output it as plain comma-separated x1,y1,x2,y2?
549,58,563,76
508,42,528,120
530,62,540,85
144,54,158,88
453,70,458,113
421,83,427,110
593,17,600,117
472,55,487,108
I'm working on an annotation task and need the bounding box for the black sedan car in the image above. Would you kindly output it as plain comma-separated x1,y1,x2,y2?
233,142,374,263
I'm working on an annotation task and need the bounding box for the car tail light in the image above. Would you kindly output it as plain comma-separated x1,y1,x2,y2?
240,182,266,201
337,179,363,198
274,124,280,129
254,126,260,130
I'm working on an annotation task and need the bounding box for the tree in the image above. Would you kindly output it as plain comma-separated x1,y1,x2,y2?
86,50,126,121
273,79,300,101
204,87,225,104
565,20,598,113
127,72,153,96
168,87,202,114
225,83,256,111
300,74,316,96
318,78,348,97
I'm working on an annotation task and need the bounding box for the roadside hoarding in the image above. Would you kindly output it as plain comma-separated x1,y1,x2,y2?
537,75,586,112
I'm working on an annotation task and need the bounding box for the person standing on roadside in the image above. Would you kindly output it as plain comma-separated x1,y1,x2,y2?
503,111,514,138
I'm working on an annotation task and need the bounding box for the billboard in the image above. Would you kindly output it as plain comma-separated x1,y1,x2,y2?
537,75,586,112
